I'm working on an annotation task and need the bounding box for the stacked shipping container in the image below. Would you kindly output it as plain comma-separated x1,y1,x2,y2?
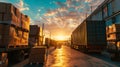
107,24,120,40
106,24,120,48
29,25,41,46
0,2,30,48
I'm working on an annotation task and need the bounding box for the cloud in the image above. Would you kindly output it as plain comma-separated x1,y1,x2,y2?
44,10,58,16
85,0,92,3
15,0,29,11
34,0,105,38
38,9,41,12
0,0,29,11
0,0,8,2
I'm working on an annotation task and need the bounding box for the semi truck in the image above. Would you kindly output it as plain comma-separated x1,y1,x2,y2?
71,20,107,52
0,2,31,66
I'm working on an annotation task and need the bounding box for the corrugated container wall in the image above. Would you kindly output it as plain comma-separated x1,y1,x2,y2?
86,21,106,45
78,22,87,45
71,20,106,46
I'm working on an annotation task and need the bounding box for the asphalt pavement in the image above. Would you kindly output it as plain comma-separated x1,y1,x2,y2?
12,45,120,67
46,46,119,67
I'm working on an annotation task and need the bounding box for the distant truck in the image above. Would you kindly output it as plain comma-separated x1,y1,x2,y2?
45,38,57,47
71,20,107,52
0,2,31,66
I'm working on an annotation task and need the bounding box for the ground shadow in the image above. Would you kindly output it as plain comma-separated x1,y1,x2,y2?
24,63,44,67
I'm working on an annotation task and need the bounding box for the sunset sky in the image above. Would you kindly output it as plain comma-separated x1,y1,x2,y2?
0,0,104,40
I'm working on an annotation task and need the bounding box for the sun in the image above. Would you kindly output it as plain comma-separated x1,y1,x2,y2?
54,35,66,41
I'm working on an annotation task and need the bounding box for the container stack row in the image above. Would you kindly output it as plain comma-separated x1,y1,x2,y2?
0,2,30,48
106,24,120,47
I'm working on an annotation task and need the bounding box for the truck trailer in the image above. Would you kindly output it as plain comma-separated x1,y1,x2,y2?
71,20,107,52
0,2,30,66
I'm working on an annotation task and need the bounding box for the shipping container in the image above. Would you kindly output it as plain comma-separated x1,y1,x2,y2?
0,2,30,30
107,24,120,41
21,14,30,31
0,2,31,66
71,20,107,52
29,25,40,36
0,24,29,47
0,2,7,13
107,24,120,59
29,25,41,46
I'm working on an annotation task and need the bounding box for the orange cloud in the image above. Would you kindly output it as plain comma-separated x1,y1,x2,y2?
33,0,105,39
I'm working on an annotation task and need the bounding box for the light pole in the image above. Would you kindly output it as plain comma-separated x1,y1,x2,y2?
41,23,44,45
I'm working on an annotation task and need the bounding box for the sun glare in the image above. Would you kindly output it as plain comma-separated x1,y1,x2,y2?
54,35,66,41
